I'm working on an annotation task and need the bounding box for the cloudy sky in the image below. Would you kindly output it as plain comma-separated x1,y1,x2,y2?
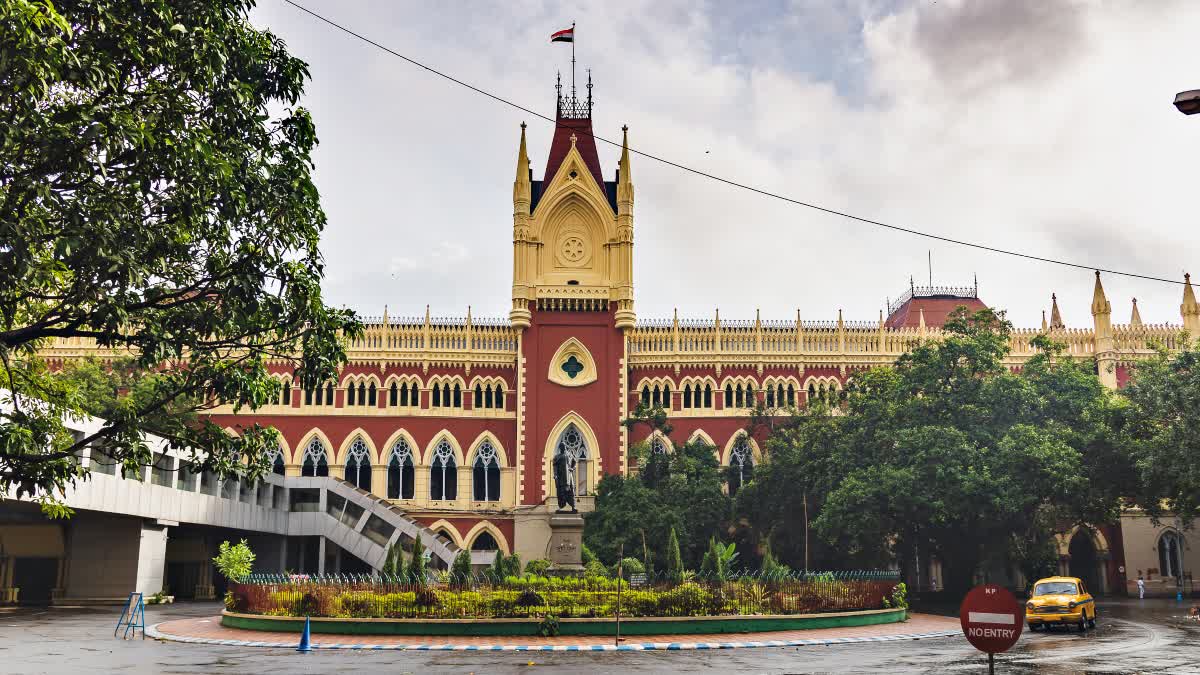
251,0,1200,328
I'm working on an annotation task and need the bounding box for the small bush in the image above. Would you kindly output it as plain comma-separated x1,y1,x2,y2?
525,558,553,577
516,589,545,608
414,587,439,608
538,614,560,637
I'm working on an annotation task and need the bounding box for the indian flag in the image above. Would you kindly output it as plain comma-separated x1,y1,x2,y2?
550,27,574,43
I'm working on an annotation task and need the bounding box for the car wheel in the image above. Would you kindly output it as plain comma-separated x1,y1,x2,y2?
1088,608,1097,629
1030,623,1042,632
1078,611,1088,632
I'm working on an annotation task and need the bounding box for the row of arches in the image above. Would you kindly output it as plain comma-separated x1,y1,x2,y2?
425,519,511,556
637,430,760,496
633,375,843,410
267,373,509,410
290,434,505,503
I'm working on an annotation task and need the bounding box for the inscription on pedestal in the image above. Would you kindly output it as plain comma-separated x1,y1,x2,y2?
548,513,585,570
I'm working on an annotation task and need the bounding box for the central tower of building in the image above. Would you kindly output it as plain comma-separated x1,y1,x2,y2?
509,74,633,539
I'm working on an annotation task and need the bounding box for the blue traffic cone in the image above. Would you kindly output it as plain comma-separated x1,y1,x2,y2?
297,616,312,653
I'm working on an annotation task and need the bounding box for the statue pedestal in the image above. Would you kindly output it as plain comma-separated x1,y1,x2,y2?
548,513,585,573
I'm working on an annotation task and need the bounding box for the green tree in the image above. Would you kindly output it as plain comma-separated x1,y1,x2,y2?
785,309,1119,595
213,539,255,582
409,536,428,585
665,527,683,582
450,549,473,584
0,0,359,515
584,438,729,570
1119,337,1200,525
381,542,404,579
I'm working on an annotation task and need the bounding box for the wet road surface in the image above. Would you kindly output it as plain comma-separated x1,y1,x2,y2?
0,597,1195,673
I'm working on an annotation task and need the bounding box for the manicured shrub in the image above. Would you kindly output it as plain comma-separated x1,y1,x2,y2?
584,559,609,578
451,549,473,584
525,558,553,577
516,589,545,608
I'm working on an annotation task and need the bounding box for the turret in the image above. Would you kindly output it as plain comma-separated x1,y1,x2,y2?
1050,293,1064,330
1130,298,1143,329
1091,272,1116,388
1182,273,1199,339
612,125,636,329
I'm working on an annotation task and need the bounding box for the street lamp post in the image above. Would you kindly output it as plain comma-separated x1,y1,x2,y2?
1175,89,1200,115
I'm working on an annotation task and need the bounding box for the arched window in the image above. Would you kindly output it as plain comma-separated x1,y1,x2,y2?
432,384,441,407
484,385,494,409
728,437,754,496
1159,531,1183,578
663,385,671,409
313,385,322,406
346,382,356,406
344,437,371,491
301,438,329,477
390,382,398,406
808,382,817,402
271,446,285,475
724,384,733,407
786,384,795,407
766,386,775,408
325,382,334,405
494,385,505,409
305,388,313,406
368,382,377,406
281,382,291,405
704,384,713,408
472,441,501,502
387,439,415,499
452,383,462,408
474,384,484,408
777,384,785,408
652,386,661,407
554,424,590,496
409,383,419,406
430,439,457,501
683,386,693,409
735,384,744,408
650,437,667,455
471,531,499,551
641,386,650,407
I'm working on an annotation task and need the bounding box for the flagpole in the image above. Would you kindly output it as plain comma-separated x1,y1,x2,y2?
571,21,576,98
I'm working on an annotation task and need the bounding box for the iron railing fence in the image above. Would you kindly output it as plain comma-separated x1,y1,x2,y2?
231,570,902,620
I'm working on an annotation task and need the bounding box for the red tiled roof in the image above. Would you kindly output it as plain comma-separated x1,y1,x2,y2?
885,296,989,329
543,115,605,189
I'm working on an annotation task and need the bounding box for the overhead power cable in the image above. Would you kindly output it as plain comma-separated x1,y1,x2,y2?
283,0,1190,286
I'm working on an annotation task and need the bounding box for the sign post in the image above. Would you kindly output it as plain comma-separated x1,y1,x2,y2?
959,584,1023,674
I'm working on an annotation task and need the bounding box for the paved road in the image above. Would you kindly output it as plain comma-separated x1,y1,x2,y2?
0,598,1196,674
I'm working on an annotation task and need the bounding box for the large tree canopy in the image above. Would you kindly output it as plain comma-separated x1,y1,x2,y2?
0,0,358,513
749,309,1123,593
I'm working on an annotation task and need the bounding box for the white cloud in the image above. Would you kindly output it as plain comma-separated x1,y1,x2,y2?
255,0,1200,328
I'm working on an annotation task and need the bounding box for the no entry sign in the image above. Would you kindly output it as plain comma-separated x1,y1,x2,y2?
959,584,1023,654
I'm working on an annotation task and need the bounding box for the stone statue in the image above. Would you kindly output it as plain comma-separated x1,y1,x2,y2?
552,450,577,512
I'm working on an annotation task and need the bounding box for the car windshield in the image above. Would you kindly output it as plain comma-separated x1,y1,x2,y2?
1034,581,1078,596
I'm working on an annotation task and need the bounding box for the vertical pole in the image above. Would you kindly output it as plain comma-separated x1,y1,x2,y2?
988,652,995,675
615,542,623,646
571,21,576,98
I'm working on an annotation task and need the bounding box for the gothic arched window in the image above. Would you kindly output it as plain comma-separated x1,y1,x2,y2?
471,531,499,551
683,385,693,409
325,382,334,405
390,382,399,406
472,441,501,502
474,384,484,408
725,384,733,408
430,439,457,501
494,385,505,409
641,385,650,407
728,437,754,496
554,424,590,496
786,384,795,407
704,384,713,408
766,386,775,408
453,383,462,408
271,446,285,475
1159,531,1182,578
432,384,441,407
409,383,419,406
344,437,371,491
650,436,667,455
368,382,377,406
387,439,415,499
663,385,671,408
301,438,329,477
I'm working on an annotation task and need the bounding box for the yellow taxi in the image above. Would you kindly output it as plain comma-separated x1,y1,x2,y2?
1026,576,1096,632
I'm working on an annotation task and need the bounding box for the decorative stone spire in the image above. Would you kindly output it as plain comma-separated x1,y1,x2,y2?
1041,310,1048,332
1182,273,1199,336
617,125,634,216
1091,272,1116,389
513,123,531,216
382,304,388,326
1130,298,1143,329
918,307,926,335
1090,271,1111,317
1050,293,1064,330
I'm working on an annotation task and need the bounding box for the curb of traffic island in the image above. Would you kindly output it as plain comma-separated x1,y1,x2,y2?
147,621,961,651
219,607,909,637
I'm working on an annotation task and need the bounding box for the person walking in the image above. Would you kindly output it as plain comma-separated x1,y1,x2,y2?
1137,573,1145,599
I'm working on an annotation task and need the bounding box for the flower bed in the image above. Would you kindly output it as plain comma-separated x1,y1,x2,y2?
228,573,900,621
